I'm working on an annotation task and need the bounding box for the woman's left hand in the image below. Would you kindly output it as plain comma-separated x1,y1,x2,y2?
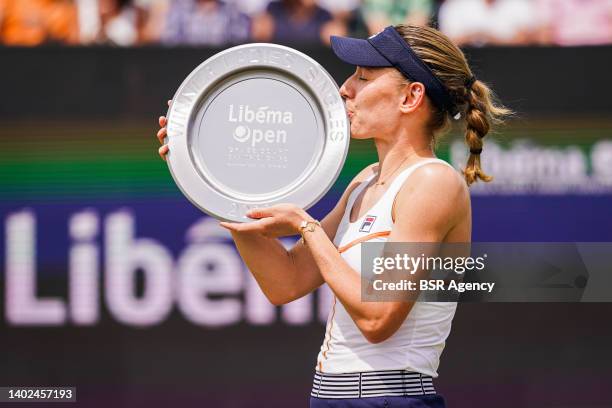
219,204,310,238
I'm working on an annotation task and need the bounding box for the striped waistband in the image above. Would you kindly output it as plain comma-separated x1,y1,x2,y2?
311,369,436,399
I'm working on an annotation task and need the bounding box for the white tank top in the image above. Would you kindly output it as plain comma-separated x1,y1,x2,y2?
315,158,458,376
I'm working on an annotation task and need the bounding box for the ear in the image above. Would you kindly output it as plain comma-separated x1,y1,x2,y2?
399,82,426,114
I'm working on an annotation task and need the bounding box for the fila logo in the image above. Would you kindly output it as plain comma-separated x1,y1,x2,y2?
359,215,377,233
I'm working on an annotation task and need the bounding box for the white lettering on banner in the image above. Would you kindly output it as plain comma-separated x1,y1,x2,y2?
3,210,330,327
105,211,174,326
282,296,313,325
451,139,612,194
5,211,67,325
592,140,612,184
69,210,99,325
177,243,242,327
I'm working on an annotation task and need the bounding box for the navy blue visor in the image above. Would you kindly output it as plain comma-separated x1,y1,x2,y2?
330,26,455,115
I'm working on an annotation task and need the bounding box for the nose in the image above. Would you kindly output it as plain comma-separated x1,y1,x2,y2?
339,75,354,101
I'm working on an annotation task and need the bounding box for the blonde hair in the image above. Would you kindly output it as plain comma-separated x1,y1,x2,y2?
393,24,512,186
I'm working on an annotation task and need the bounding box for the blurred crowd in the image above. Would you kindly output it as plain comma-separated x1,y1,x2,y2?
0,0,611,47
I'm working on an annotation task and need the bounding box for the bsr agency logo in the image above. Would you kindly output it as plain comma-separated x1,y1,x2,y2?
228,104,293,147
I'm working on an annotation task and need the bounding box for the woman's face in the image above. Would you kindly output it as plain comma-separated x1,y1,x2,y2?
339,66,406,140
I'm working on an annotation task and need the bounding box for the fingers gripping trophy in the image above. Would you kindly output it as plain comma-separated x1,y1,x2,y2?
157,44,350,238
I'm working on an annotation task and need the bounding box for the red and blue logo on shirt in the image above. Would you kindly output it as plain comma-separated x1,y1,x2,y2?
359,215,377,233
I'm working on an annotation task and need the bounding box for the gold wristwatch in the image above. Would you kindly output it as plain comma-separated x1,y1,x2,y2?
299,219,321,244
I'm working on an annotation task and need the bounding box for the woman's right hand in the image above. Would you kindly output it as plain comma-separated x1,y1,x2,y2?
156,100,172,161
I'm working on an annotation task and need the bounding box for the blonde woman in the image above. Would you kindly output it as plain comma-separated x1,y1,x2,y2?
157,24,508,408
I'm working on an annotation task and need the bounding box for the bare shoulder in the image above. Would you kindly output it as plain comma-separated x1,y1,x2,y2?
409,161,468,198
391,161,469,241
395,161,469,219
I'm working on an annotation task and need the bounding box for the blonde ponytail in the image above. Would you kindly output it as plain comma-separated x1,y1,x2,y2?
462,78,511,184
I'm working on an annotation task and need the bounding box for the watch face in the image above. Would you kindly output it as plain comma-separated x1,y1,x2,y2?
165,43,350,222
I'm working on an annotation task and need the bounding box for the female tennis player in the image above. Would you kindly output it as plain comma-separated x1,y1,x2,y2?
157,24,508,408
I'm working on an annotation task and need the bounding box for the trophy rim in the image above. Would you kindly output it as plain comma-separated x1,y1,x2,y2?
165,43,350,222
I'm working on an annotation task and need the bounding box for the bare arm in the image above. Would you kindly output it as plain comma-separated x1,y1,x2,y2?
228,165,376,305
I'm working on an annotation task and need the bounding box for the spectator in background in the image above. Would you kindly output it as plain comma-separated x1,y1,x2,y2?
76,0,140,47
160,0,250,46
536,0,612,46
0,0,79,45
75,0,142,46
317,0,368,38
228,0,270,16
251,0,344,46
430,0,445,28
132,0,169,44
76,0,101,44
97,0,138,45
362,0,433,35
438,0,537,46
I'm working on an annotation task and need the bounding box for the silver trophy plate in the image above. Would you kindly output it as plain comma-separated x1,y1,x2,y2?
165,43,350,222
